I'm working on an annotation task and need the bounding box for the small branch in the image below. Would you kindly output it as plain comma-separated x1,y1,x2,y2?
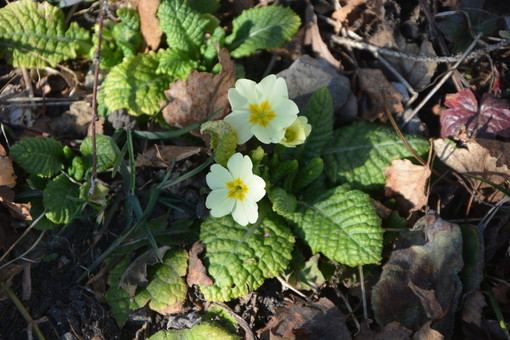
358,265,368,320
89,0,108,196
211,302,255,340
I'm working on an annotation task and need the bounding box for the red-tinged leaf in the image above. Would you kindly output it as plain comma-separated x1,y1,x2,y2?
440,88,510,138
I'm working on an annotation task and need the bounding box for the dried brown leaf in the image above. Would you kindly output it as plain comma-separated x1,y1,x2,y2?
0,186,31,221
305,1,341,69
357,68,403,121
186,242,213,287
0,145,16,187
413,320,444,340
408,281,443,320
355,321,412,340
162,48,235,129
137,0,162,50
461,291,487,327
331,0,367,24
135,145,203,168
385,159,431,215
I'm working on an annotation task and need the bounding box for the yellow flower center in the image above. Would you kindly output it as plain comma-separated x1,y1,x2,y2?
226,178,249,201
249,101,276,127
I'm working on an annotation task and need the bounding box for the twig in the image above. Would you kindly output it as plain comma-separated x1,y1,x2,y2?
89,0,108,196
1,282,46,340
358,265,368,320
211,302,255,340
402,33,482,125
276,275,309,300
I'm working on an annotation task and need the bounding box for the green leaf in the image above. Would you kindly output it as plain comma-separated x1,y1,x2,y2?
199,215,294,301
28,197,60,230
10,137,64,177
43,174,82,224
299,87,333,159
157,48,199,79
132,248,189,314
148,322,239,340
188,0,220,14
112,7,142,58
289,185,383,267
200,120,237,167
323,121,429,191
104,257,131,328
270,159,298,191
102,51,172,116
0,0,91,68
158,0,208,58
80,134,119,173
269,187,297,216
68,156,85,181
293,157,324,191
225,5,301,58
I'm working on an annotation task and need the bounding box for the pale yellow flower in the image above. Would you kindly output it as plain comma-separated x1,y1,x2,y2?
205,153,266,226
225,74,299,144
279,116,312,147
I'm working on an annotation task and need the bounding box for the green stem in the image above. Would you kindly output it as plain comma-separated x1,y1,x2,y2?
1,282,46,340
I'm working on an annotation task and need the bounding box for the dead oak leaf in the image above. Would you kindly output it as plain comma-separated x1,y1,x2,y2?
162,48,235,129
357,68,404,121
186,242,212,287
440,88,510,138
385,159,431,215
135,145,203,168
0,186,31,221
137,0,162,50
0,145,16,187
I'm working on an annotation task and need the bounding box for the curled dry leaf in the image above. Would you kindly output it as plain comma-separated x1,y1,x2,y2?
137,0,162,50
440,88,510,138
135,145,203,168
357,68,404,121
385,159,431,216
186,242,213,287
433,138,510,200
0,186,31,221
162,48,235,129
0,145,16,187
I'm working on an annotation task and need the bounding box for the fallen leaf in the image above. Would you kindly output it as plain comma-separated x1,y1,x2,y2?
119,246,171,296
413,320,444,340
369,22,437,91
440,88,510,138
385,159,431,216
162,48,235,129
433,138,510,200
186,242,213,287
0,186,32,221
372,212,463,338
135,145,203,168
305,0,341,69
137,0,162,50
408,281,443,320
355,320,412,340
331,0,367,25
259,297,351,340
0,145,16,187
461,291,487,327
357,68,404,121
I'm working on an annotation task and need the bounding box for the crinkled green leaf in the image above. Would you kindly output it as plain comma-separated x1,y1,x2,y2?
104,257,131,328
270,158,298,191
157,48,199,79
299,87,333,159
323,121,429,191
80,134,119,173
225,5,301,58
112,7,142,58
0,0,91,68
293,158,324,191
102,51,172,116
269,187,297,216
289,185,383,267
199,215,294,302
158,0,208,58
43,174,82,224
148,322,239,340
68,156,85,181
28,197,60,230
188,0,220,14
200,120,237,167
132,248,188,314
10,137,64,177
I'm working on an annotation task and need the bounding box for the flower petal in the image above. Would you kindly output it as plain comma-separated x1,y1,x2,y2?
232,200,258,226
232,78,258,103
227,153,253,179
268,77,289,102
206,164,232,190
206,189,235,217
224,112,254,144
270,100,300,126
228,88,249,110
255,74,277,100
251,124,285,144
244,175,266,202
